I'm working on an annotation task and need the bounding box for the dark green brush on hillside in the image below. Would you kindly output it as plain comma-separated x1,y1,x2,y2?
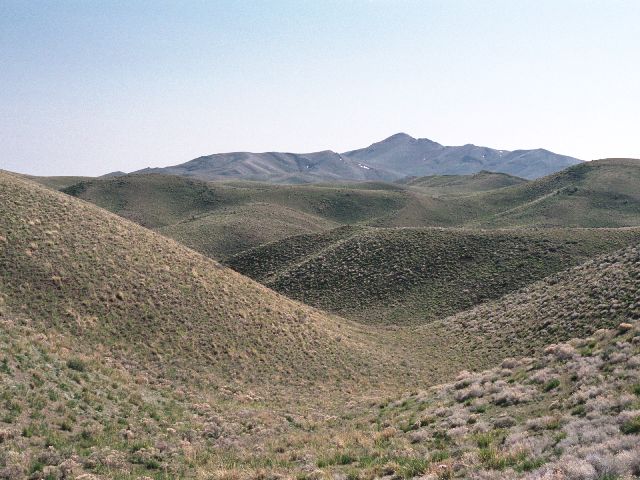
228,226,640,325
374,158,640,229
468,158,640,228
60,159,640,264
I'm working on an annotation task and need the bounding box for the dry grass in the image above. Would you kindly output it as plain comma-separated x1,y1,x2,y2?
0,171,405,396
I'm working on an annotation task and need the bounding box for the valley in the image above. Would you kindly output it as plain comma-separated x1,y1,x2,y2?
2,156,640,479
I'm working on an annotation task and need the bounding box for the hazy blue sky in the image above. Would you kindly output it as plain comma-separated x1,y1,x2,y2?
1,0,639,176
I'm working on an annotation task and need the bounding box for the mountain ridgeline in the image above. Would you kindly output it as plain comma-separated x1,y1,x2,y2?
132,133,582,183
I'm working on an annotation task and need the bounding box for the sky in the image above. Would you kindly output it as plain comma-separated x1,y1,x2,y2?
1,0,639,176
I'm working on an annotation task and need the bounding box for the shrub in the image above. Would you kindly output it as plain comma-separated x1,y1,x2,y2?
620,416,640,434
544,378,561,392
66,358,86,372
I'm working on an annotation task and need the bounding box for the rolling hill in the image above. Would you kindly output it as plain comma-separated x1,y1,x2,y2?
130,133,581,183
228,226,640,325
401,170,528,197
20,175,93,190
374,158,640,229
60,159,640,266
61,174,411,258
2,170,640,479
0,171,403,392
469,158,640,228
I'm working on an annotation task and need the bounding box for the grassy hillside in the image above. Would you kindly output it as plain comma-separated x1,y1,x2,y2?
371,158,640,229
2,172,640,479
274,321,640,480
20,175,94,190
0,171,402,393
192,242,640,478
158,203,338,258
59,160,640,265
62,174,412,258
402,170,528,196
0,305,203,479
228,226,640,325
469,158,640,228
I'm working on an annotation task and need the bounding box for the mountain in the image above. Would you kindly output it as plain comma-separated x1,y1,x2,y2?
131,133,581,183
343,133,582,180
135,149,394,184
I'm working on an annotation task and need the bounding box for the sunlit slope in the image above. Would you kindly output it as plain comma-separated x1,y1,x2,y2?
402,170,528,197
0,172,399,390
229,226,640,325
469,159,640,227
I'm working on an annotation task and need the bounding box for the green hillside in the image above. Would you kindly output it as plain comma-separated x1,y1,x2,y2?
21,175,94,190
229,226,640,325
375,159,640,229
62,174,411,258
402,170,528,196
470,158,640,228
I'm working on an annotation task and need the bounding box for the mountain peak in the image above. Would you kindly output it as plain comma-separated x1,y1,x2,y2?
382,132,416,143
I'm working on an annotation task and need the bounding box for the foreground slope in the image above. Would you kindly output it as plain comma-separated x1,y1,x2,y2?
229,226,640,325
0,171,399,392
206,244,640,478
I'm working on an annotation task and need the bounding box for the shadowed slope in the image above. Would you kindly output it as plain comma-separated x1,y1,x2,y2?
415,242,640,380
228,226,640,325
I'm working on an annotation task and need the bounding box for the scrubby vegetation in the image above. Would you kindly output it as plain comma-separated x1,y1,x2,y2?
0,171,404,393
3,168,640,478
229,226,640,325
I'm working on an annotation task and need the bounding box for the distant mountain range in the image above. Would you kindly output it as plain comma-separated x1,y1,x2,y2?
132,133,582,183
